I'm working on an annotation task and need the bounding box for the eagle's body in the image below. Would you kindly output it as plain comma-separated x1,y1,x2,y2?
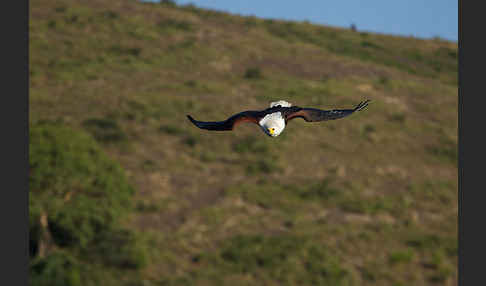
258,110,286,137
187,99,370,137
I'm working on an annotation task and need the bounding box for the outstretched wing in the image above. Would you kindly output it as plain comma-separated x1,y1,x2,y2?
285,100,370,122
187,111,262,131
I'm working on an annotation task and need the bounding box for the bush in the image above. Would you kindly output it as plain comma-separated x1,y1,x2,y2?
159,124,183,135
296,178,340,200
244,67,263,79
183,135,198,147
389,112,406,123
220,235,301,271
93,229,147,269
159,0,177,7
29,123,146,284
360,41,382,49
426,138,457,165
29,123,134,252
215,234,351,285
157,19,192,32
108,45,142,57
389,249,414,264
246,157,281,174
30,251,82,286
82,117,127,144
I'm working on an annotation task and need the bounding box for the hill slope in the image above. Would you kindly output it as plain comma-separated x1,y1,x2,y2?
30,0,458,285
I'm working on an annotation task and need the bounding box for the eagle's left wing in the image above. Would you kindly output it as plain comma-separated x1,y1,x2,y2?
284,100,370,123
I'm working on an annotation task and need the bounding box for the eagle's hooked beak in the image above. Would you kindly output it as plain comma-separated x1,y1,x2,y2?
267,127,275,135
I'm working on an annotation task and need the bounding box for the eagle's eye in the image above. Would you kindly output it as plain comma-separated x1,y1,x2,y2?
268,127,275,135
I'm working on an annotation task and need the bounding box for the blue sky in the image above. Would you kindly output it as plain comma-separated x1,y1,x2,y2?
173,0,457,42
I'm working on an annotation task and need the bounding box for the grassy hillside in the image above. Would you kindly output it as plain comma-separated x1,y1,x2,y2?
29,0,458,285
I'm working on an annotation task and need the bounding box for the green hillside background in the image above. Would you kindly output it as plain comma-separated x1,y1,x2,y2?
29,0,458,285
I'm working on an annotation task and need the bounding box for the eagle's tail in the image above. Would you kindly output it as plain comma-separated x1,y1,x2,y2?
353,100,371,112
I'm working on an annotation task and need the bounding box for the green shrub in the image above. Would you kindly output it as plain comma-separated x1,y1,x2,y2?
378,76,389,85
159,124,183,135
159,0,177,7
389,249,414,264
246,157,281,174
93,229,147,269
157,19,192,32
244,16,258,28
29,123,134,252
82,117,127,144
29,123,146,284
360,41,382,49
220,235,301,271
183,135,198,147
101,10,118,19
244,67,263,79
214,234,351,285
296,178,340,200
30,251,82,286
426,138,457,165
168,37,196,50
108,45,142,57
48,20,57,29
363,124,376,133
339,197,397,215
389,112,406,123
54,6,66,13
405,233,448,251
184,80,197,88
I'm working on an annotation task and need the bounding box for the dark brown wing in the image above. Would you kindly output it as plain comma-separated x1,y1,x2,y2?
187,110,262,131
285,100,370,123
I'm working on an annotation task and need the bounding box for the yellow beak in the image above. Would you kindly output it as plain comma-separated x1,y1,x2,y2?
268,128,275,135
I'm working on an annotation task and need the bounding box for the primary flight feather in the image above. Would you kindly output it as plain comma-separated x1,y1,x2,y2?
187,99,370,137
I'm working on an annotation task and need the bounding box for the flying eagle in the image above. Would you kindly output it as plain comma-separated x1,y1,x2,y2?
187,99,370,137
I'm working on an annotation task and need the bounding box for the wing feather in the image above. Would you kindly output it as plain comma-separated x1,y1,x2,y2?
187,111,262,131
285,100,370,122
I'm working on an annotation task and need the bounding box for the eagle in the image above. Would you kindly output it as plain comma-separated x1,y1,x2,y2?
187,99,370,137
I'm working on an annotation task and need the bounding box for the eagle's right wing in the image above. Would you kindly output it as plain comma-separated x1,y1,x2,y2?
187,111,262,131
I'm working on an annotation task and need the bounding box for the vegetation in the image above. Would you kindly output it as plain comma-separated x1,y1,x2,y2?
29,123,145,285
244,67,264,79
30,0,457,285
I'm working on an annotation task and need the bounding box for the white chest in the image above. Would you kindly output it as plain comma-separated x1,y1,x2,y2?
259,112,285,128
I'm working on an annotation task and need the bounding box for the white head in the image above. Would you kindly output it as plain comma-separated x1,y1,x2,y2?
259,112,286,137
270,100,292,108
